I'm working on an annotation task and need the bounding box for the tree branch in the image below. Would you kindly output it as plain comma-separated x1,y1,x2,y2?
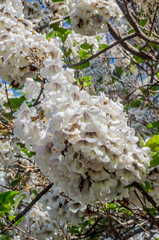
35,16,70,32
65,32,137,68
115,0,159,44
2,182,53,232
5,83,13,116
107,23,158,62
131,181,159,212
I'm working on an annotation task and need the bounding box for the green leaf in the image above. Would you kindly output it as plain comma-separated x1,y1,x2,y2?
13,194,26,210
69,226,80,234
3,96,26,112
0,235,10,240
116,66,124,77
66,18,71,25
124,104,129,112
140,18,148,27
143,181,151,192
128,29,135,34
80,76,93,87
31,189,38,196
10,179,19,187
146,121,159,131
133,55,143,63
107,203,117,209
80,76,92,82
53,27,71,35
47,31,64,42
145,135,159,152
130,100,141,108
80,42,91,50
46,29,71,43
81,220,91,228
157,72,159,78
138,133,144,147
20,147,35,158
78,50,90,59
65,48,72,58
0,191,20,204
95,36,100,41
0,204,11,213
14,216,25,226
71,61,90,70
99,44,108,50
150,152,159,168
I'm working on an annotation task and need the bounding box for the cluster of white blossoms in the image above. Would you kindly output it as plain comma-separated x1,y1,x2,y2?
18,201,67,240
70,0,123,35
41,0,75,17
22,0,52,31
16,184,88,240
14,59,151,205
0,0,61,85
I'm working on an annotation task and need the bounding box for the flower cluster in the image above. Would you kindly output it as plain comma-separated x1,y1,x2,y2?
41,0,75,17
0,0,61,85
70,0,122,35
22,0,52,31
14,60,151,205
17,184,87,240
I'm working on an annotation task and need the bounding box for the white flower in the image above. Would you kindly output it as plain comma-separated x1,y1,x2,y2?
70,0,122,35
0,0,62,85
14,61,151,205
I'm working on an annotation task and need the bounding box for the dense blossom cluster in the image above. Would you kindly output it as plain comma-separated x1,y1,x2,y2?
0,0,61,85
22,0,51,30
18,185,88,239
41,0,75,17
14,60,151,204
70,0,122,35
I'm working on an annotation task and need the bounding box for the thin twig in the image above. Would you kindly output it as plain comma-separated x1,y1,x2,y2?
108,23,158,62
33,78,46,106
0,216,37,240
131,181,159,212
34,16,70,32
4,83,13,115
149,5,159,36
115,0,159,44
2,182,53,232
134,190,159,228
